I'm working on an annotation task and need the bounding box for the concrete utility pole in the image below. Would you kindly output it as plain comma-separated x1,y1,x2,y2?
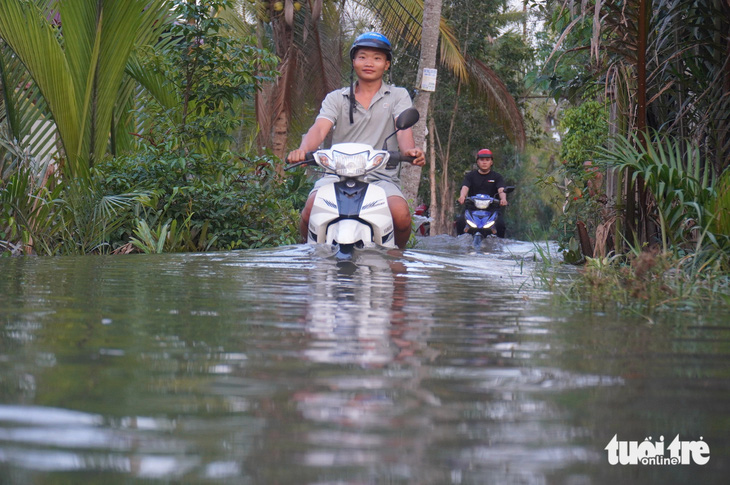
399,0,443,205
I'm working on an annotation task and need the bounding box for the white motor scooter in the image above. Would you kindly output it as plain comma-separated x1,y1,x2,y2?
286,108,419,260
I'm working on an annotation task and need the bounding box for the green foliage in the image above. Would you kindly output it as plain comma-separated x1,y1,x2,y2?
559,101,609,172
531,238,730,315
60,181,142,254
535,0,730,169
1,167,141,256
568,245,730,315
482,31,535,97
97,144,307,251
0,0,170,178
595,132,717,251
129,213,213,254
1,166,61,256
499,148,556,241
532,101,609,257
137,0,279,154
708,169,730,248
2,1,294,256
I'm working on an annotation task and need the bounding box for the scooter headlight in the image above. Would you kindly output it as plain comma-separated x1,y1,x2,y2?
315,149,388,176
485,221,495,228
466,220,478,228
474,198,492,210
316,152,338,172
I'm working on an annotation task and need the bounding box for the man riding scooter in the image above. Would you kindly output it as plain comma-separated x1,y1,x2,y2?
456,149,509,238
286,32,425,249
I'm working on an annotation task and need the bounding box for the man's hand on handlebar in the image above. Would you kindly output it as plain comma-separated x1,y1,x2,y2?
405,148,425,166
286,149,308,164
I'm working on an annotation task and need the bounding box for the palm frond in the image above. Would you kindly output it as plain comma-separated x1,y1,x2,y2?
0,0,82,173
1,40,60,174
125,52,181,120
466,57,526,151
0,0,172,179
596,131,718,247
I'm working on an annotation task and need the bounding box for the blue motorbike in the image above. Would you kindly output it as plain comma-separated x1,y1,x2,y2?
463,187,514,248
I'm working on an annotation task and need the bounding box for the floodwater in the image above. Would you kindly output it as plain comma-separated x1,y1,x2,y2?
0,236,728,484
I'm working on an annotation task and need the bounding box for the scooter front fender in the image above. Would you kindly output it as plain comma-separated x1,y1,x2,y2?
326,219,374,246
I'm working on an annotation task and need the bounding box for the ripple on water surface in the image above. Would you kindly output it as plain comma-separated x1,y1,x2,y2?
0,241,728,484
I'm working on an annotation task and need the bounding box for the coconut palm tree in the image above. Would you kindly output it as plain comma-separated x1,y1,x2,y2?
0,0,171,181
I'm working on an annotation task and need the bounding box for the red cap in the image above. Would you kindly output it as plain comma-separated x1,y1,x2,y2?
477,149,493,158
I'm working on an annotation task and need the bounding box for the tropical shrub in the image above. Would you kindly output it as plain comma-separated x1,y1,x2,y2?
595,132,718,252
134,0,278,156
708,168,730,250
1,167,141,256
570,245,730,314
0,0,170,178
538,101,610,260
97,144,308,251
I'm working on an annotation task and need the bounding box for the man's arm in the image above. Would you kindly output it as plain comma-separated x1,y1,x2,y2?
458,185,470,205
495,173,508,206
497,187,508,206
286,118,333,163
395,127,425,166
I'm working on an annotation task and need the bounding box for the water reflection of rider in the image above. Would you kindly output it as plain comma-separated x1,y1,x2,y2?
302,256,418,365
285,32,425,249
275,255,440,477
456,149,509,238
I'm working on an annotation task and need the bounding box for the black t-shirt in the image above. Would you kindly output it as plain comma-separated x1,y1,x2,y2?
462,169,506,197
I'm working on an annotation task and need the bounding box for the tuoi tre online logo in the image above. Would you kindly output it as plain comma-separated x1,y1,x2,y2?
605,434,710,465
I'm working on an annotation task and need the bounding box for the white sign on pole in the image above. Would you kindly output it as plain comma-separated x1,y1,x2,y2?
420,68,438,92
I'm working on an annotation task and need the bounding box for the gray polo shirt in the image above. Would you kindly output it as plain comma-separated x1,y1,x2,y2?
316,83,413,183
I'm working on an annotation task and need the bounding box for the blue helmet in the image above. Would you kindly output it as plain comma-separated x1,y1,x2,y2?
349,32,392,61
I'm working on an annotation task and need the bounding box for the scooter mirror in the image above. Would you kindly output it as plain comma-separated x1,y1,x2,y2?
396,108,419,130
382,108,420,150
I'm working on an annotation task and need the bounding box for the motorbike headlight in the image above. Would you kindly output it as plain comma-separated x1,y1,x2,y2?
474,198,491,210
315,149,388,176
466,220,478,228
485,221,495,228
365,153,387,172
316,152,337,172
333,150,368,176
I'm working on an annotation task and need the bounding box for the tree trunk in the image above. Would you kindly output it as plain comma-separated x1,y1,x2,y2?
400,0,443,206
622,0,651,249
428,113,437,231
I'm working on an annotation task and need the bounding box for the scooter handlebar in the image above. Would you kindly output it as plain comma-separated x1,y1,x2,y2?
286,150,417,171
284,151,317,170
385,151,416,169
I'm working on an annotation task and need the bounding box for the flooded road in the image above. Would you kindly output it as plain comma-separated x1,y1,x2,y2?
0,237,728,484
